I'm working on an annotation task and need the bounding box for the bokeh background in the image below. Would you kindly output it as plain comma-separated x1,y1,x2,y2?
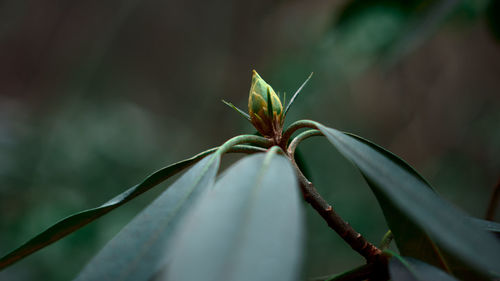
1,0,499,280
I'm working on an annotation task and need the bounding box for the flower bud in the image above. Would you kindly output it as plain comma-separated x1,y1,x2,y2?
248,70,283,137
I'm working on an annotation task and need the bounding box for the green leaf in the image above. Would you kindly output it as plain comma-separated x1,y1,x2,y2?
343,132,448,270
0,147,218,270
341,132,447,269
315,122,500,277
310,264,372,281
441,218,500,280
267,86,274,120
74,154,221,281
284,72,313,117
470,218,500,235
344,133,494,280
222,100,251,122
389,254,459,281
366,181,450,270
164,148,304,281
327,130,448,270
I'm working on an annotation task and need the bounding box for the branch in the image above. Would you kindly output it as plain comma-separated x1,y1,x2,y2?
289,156,383,263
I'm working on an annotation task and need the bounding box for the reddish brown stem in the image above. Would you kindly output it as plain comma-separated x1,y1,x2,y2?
290,158,383,262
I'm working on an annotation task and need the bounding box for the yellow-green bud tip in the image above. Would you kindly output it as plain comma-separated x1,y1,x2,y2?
248,70,283,137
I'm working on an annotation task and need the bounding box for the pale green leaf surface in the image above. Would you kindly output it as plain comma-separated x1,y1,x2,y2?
74,154,220,281
0,148,217,270
164,151,304,281
363,176,448,269
222,100,251,122
389,255,459,281
470,218,500,234
316,123,500,277
284,72,313,116
342,132,447,268
345,133,491,279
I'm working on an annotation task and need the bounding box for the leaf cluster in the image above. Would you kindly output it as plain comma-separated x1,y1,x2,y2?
1,74,499,281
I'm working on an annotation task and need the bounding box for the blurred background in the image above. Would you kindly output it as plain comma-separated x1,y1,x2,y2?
0,0,499,280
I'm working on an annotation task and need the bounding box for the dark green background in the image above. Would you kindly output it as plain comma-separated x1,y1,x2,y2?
0,0,499,280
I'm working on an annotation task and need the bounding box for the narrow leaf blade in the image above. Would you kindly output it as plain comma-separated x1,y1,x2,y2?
346,133,492,280
389,255,459,281
165,151,304,281
361,176,449,270
342,132,447,269
470,218,500,235
222,100,251,122
0,148,216,270
316,123,500,277
74,154,220,281
284,72,313,116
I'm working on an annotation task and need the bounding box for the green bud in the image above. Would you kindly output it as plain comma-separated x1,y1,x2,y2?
248,70,283,137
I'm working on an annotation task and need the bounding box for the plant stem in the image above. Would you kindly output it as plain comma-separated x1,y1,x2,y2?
286,134,383,262
284,120,387,277
281,119,318,147
216,134,273,156
288,129,322,155
294,165,383,261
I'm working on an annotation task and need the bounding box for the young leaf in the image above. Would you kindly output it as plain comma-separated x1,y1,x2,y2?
267,86,274,121
315,122,500,277
284,72,313,117
164,149,304,281
222,100,251,122
389,254,459,281
0,148,218,270
74,154,221,281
